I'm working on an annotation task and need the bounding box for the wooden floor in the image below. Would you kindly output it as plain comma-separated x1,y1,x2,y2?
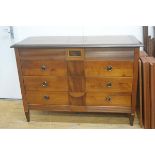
0,99,141,129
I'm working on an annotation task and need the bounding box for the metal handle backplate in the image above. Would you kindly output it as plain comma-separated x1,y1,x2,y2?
106,65,113,71
42,81,48,87
105,96,112,102
41,65,46,71
43,95,50,100
106,82,112,88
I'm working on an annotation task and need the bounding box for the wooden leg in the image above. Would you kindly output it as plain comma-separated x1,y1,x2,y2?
25,110,30,122
129,113,134,126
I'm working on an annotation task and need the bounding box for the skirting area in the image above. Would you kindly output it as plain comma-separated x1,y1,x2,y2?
0,99,141,129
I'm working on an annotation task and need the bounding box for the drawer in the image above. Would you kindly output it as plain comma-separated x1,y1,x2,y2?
69,92,85,106
24,76,68,91
86,77,132,92
26,92,68,105
85,61,133,77
86,93,131,106
19,48,66,60
21,60,67,76
85,48,134,60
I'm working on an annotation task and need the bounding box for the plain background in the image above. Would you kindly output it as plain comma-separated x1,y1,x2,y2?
0,0,155,155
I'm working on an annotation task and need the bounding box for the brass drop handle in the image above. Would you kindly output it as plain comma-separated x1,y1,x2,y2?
43,95,50,100
41,65,46,71
42,81,48,87
105,96,112,102
106,82,112,88
106,65,113,71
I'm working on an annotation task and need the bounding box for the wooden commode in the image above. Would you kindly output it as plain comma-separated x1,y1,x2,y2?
11,36,142,125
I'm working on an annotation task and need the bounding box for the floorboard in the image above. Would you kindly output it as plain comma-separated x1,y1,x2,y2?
0,99,141,129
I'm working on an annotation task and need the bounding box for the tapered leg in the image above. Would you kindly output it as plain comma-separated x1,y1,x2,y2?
129,113,134,126
25,110,30,122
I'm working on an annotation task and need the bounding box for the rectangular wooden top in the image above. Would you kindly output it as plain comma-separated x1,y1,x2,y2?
11,35,143,48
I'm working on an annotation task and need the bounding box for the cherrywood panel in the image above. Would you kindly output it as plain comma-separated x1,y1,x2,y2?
19,48,66,60
86,77,133,92
141,57,151,128
86,93,131,106
24,76,68,91
26,92,68,105
15,49,29,112
85,48,134,60
150,63,155,128
85,61,133,77
29,105,131,113
67,61,84,76
68,76,85,92
131,48,139,116
21,60,67,76
137,59,143,127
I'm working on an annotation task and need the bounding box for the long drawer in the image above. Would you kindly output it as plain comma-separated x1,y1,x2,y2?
24,76,68,91
26,92,68,105
21,60,67,76
86,93,131,106
86,77,133,92
85,61,133,77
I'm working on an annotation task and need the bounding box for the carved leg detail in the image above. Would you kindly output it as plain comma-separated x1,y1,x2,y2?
25,110,30,122
129,113,134,126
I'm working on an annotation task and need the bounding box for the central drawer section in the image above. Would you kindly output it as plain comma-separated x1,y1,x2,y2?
66,48,86,106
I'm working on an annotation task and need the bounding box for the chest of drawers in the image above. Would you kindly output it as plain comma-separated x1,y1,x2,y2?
11,36,142,126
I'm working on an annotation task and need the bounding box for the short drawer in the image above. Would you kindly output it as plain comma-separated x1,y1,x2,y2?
86,93,131,106
86,77,132,92
21,60,67,76
26,92,68,105
85,48,134,60
24,76,68,91
85,61,133,77
19,48,66,60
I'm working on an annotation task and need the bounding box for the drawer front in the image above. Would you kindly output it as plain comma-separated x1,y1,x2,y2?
85,48,134,60
86,93,131,106
24,76,68,91
86,77,132,92
19,48,66,60
85,61,133,77
21,60,67,76
26,92,68,105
